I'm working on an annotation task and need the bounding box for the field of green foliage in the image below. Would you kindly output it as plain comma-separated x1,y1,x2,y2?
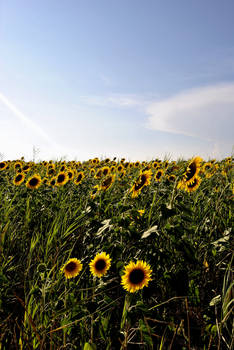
0,156,233,349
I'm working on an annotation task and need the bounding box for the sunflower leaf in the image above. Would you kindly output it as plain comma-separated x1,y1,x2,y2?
141,226,159,239
96,219,113,236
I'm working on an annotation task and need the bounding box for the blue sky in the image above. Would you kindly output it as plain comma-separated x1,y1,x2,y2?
0,0,233,161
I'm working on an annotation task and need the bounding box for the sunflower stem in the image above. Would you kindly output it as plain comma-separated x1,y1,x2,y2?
63,281,67,347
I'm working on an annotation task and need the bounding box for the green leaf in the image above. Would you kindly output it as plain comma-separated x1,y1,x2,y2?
83,342,97,350
209,295,221,306
141,225,159,239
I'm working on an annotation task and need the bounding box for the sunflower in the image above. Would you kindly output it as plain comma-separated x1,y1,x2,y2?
155,169,164,182
117,164,124,172
60,165,66,172
100,175,115,191
56,172,69,186
121,260,152,293
90,185,99,199
202,162,212,172
14,161,22,170
13,173,25,186
22,164,31,172
74,171,85,185
134,161,140,168
90,168,96,176
67,169,75,180
102,166,110,176
43,177,48,185
26,174,42,189
60,258,83,279
184,156,202,184
47,167,56,176
49,177,56,187
130,170,152,198
167,174,176,182
185,176,201,193
89,252,111,278
92,158,100,166
0,161,7,171
95,169,103,179
152,161,159,169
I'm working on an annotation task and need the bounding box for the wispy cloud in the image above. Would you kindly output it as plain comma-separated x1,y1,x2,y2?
0,92,57,146
145,82,234,142
79,93,156,109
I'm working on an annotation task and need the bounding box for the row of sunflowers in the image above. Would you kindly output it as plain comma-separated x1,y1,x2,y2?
0,156,233,197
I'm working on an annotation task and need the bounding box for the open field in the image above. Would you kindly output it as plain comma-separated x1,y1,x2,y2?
0,156,233,349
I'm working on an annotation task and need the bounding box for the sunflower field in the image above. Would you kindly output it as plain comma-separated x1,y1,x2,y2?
0,156,233,349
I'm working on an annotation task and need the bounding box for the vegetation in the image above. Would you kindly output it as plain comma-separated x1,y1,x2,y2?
0,156,233,349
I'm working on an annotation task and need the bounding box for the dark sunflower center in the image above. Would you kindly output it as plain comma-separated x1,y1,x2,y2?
95,259,106,271
186,162,197,181
134,175,147,191
51,180,55,185
156,171,162,179
29,178,39,186
57,174,65,183
15,175,23,182
68,172,72,179
77,174,82,182
103,169,108,176
0,162,5,168
65,262,77,272
103,177,112,187
129,268,145,284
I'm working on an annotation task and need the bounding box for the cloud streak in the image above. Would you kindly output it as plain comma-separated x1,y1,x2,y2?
0,91,56,147
146,83,234,142
79,93,155,109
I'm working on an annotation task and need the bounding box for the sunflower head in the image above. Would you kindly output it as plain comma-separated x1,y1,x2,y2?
14,162,22,170
184,156,202,183
121,260,152,293
167,174,176,182
56,172,69,186
26,174,41,189
90,185,99,199
74,171,85,185
100,175,115,191
67,169,75,180
49,177,56,187
95,169,103,179
89,252,111,278
13,173,25,186
22,164,31,172
102,166,110,176
155,169,164,182
60,258,83,279
0,161,8,171
130,170,152,198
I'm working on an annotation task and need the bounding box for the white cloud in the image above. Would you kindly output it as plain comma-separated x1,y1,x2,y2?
79,93,154,109
146,83,234,142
